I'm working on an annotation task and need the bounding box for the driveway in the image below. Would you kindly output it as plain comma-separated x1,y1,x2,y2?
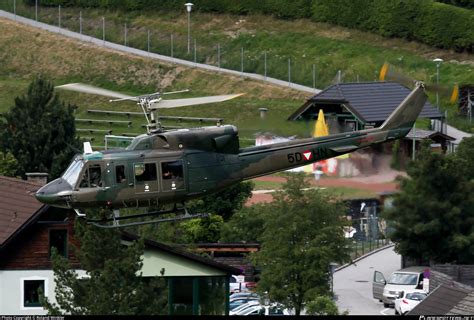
333,245,401,315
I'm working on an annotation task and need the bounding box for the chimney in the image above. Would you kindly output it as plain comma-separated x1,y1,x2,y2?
26,172,48,186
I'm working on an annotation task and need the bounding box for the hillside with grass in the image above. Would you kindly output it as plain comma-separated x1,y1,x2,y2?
0,3,473,147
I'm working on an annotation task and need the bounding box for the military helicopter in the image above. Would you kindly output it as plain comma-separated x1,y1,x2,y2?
35,81,428,228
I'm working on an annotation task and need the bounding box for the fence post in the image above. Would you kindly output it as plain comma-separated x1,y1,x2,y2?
147,29,150,53
171,34,174,60
288,58,291,86
124,23,127,46
35,0,38,21
58,5,61,31
218,43,221,68
312,64,316,89
79,11,82,38
241,47,244,76
194,39,197,65
13,0,16,19
102,17,105,46
264,51,267,80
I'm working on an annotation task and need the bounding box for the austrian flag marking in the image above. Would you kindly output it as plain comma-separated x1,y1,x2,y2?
303,150,313,161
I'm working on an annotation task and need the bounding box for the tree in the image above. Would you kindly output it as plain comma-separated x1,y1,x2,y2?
251,174,350,316
0,151,18,177
219,204,268,242
0,76,80,179
189,182,254,221
43,213,167,315
384,141,474,264
306,296,340,315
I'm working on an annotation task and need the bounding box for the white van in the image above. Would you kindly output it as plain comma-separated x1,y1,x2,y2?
372,266,427,307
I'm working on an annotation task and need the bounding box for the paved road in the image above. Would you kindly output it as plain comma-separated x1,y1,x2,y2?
333,245,401,315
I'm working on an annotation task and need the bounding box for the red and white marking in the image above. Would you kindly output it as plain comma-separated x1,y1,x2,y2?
303,150,313,161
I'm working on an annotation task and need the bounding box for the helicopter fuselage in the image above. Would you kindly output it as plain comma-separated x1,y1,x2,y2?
35,83,428,210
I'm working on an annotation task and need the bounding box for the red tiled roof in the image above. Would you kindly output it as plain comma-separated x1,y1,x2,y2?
0,176,44,246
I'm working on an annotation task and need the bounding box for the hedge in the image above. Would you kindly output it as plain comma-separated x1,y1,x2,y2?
31,0,473,52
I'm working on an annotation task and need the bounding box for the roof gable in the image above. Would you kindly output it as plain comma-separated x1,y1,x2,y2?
122,233,240,276
0,176,44,247
292,82,442,123
409,285,471,315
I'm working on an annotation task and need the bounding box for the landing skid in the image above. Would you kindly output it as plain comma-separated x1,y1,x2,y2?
74,206,208,229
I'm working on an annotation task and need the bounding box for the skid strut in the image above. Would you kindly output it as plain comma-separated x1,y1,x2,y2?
76,206,208,229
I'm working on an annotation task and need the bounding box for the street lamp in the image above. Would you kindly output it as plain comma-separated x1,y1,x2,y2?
185,3,194,54
433,58,443,111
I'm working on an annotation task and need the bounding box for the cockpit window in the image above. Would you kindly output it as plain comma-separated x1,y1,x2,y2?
79,164,103,188
62,158,84,188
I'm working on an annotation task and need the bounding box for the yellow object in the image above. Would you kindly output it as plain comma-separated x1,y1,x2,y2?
450,84,459,104
314,109,329,137
379,62,389,81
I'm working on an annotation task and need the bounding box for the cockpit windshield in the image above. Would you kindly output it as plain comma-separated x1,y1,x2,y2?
62,157,84,188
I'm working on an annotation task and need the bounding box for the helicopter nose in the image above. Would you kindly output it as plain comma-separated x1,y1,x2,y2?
35,178,73,208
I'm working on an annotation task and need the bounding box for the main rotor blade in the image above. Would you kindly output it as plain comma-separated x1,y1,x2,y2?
150,94,244,109
55,83,136,101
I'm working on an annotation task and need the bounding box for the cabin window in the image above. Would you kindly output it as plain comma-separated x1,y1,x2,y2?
116,165,126,183
79,164,102,188
135,163,157,182
49,229,68,258
23,280,45,308
161,160,184,191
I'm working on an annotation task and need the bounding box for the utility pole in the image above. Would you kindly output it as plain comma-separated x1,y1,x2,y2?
185,3,194,54
433,58,443,111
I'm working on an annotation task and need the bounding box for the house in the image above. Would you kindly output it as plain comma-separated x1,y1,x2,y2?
287,82,450,175
408,285,472,315
0,175,239,315
288,81,443,130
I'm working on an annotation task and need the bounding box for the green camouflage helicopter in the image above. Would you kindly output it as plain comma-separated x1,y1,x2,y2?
35,81,427,228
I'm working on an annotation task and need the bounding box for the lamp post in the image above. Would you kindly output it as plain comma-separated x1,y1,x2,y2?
433,58,443,111
185,3,194,54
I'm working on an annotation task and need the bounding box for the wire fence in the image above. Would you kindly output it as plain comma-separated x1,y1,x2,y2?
348,216,391,260
0,2,359,93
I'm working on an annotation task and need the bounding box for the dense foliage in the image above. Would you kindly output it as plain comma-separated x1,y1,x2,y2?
248,174,350,315
436,0,474,9
0,151,19,177
43,215,168,315
384,138,474,264
30,0,473,52
0,76,80,179
312,0,473,52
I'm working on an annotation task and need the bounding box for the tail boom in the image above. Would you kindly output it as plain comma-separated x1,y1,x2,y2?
238,83,427,180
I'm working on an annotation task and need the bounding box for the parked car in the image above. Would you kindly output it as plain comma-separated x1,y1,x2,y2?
229,296,260,311
235,304,290,316
394,291,427,315
372,266,427,307
230,292,259,300
229,300,261,315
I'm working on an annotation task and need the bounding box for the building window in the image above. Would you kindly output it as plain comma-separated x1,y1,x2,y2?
23,280,45,308
49,229,68,258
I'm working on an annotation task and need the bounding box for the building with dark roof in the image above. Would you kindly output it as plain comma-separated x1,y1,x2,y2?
0,175,239,316
288,81,443,132
408,285,471,315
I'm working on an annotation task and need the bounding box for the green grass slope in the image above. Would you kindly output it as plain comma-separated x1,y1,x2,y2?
0,4,473,144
